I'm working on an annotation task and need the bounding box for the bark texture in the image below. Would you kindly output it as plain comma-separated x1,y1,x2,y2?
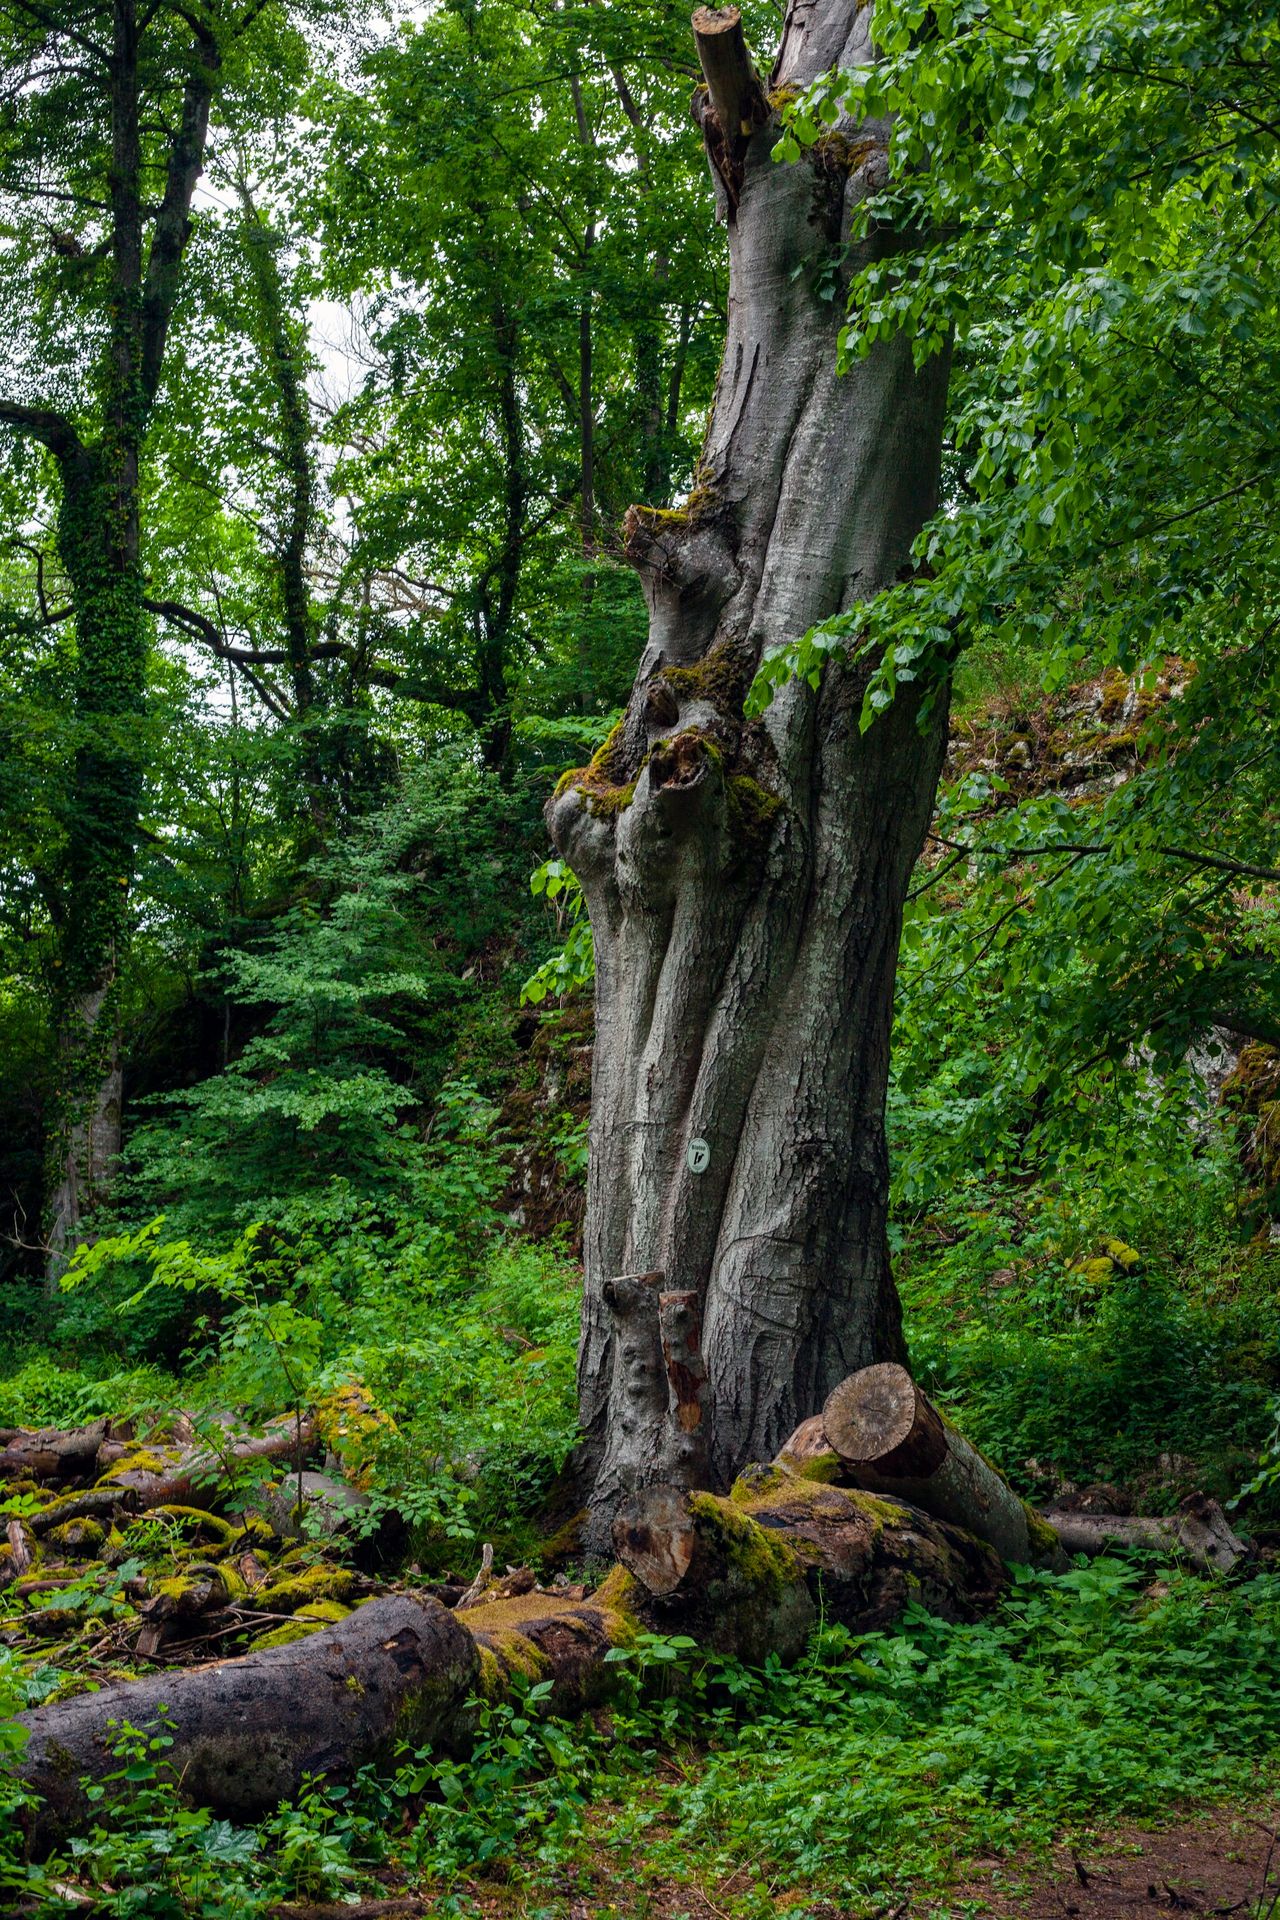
548,1,952,1547
1046,1496,1247,1574
15,1594,478,1849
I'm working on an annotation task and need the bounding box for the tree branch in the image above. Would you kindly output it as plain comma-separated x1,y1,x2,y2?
139,22,220,404
0,399,82,459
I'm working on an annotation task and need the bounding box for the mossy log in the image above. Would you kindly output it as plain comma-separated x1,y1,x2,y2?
818,1364,1064,1568
15,1473,1008,1848
612,1471,1007,1661
99,1413,316,1507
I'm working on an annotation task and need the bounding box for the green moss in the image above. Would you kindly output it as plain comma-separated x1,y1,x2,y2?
662,642,753,718
258,1564,356,1614
1022,1502,1066,1568
1105,1239,1141,1272
151,1505,237,1546
477,1625,552,1685
296,1599,351,1625
553,721,641,821
46,1518,105,1556
730,1462,794,1503
688,1489,800,1599
727,773,783,860
96,1447,173,1484
474,1643,504,1698
247,1619,317,1651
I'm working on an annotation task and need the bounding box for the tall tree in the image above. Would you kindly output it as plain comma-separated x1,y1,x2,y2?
550,2,952,1546
0,0,318,1263
312,0,726,766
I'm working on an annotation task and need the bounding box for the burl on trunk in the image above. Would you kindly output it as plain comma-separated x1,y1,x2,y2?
548,2,952,1549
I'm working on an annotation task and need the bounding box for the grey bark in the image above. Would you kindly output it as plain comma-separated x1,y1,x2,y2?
15,1594,478,1850
548,2,951,1549
1047,1496,1248,1574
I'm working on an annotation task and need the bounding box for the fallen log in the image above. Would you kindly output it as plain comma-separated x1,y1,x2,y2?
820,1363,1063,1567
100,1412,316,1508
0,1420,114,1483
787,1366,1244,1574
14,1593,478,1849
14,1471,1008,1846
1046,1494,1247,1573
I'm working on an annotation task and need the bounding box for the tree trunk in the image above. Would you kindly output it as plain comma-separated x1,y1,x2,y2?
45,446,145,1277
548,1,951,1549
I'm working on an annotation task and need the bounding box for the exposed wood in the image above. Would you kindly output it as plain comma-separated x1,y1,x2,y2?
454,1541,494,1609
1047,1495,1247,1573
822,1364,1060,1567
824,1364,948,1477
658,1288,711,1486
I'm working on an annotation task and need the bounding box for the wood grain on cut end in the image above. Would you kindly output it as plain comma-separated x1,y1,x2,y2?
824,1362,948,1476
613,1483,696,1596
692,6,741,35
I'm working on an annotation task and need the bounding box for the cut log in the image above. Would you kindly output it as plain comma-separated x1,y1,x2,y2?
14,1593,478,1850
613,1471,1007,1663
822,1363,1063,1568
1047,1495,1247,1573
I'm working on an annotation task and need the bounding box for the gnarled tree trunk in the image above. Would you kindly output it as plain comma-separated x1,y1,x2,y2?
548,2,951,1549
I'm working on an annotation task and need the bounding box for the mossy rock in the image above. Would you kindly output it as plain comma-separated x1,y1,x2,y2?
246,1599,351,1652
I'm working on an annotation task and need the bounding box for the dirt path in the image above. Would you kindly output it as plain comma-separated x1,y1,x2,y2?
948,1802,1279,1920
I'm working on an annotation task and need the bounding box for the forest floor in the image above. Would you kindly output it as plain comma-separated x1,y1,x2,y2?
257,1791,1280,1917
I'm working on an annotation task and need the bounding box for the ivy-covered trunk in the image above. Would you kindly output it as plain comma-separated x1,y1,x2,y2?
44,447,146,1271
7,0,220,1271
547,0,951,1550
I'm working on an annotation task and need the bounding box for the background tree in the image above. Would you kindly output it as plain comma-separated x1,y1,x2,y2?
0,0,324,1265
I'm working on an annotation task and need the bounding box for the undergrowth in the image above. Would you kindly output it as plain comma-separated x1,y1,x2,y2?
4,1559,1280,1916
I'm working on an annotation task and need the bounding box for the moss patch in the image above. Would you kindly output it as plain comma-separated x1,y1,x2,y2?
258,1563,356,1615
688,1489,800,1599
